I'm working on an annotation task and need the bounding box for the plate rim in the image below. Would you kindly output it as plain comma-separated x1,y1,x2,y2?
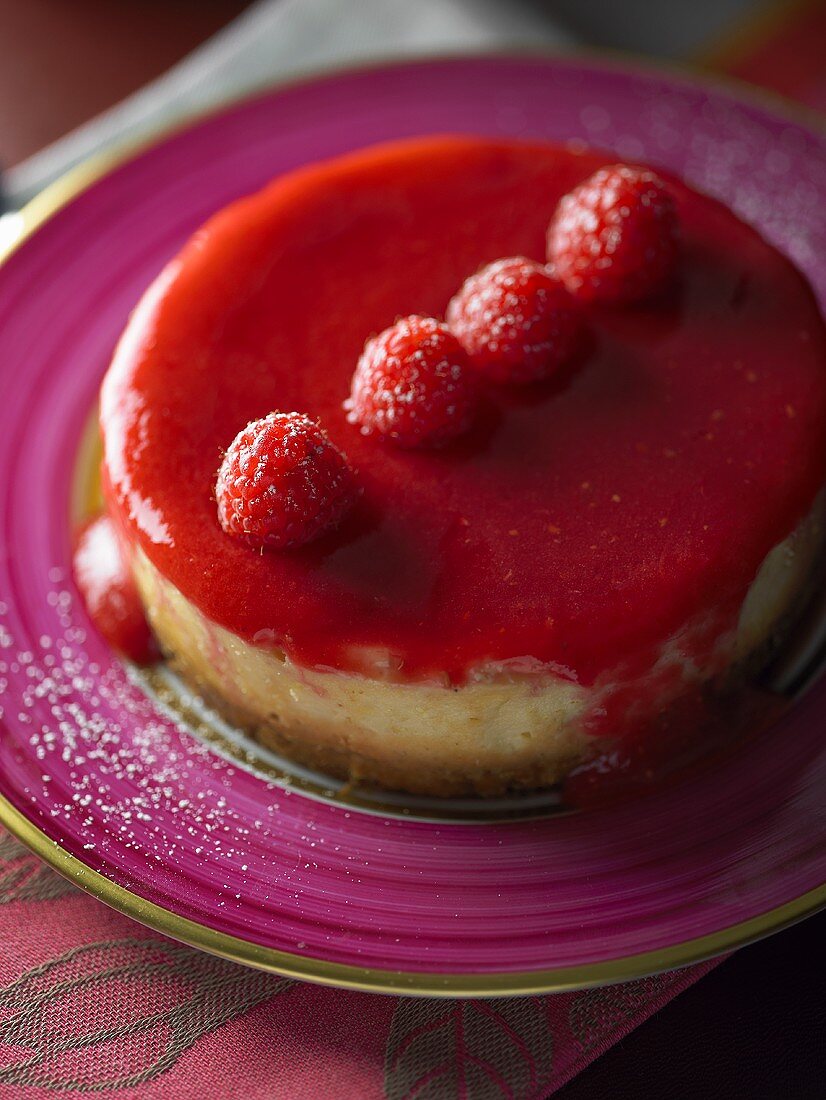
4,793,824,997
1,50,825,996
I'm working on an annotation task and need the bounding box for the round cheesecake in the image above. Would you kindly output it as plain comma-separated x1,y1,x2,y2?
100,136,826,796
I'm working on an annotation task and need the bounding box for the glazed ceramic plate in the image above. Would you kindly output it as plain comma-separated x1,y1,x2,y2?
1,56,825,996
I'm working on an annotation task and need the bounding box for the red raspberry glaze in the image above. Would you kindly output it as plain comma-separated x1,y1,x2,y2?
216,412,358,549
73,515,157,664
346,315,476,447
101,137,826,686
447,257,582,383
547,164,679,303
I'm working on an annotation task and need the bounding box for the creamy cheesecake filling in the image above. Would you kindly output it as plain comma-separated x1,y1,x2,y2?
128,497,823,797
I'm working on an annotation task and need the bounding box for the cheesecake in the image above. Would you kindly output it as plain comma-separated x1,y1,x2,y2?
98,136,826,797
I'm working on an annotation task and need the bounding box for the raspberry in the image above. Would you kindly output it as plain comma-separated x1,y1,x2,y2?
345,315,476,448
446,256,583,383
216,412,358,550
547,164,679,304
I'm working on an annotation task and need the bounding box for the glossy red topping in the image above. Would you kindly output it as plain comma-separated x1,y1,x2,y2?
564,684,787,808
73,515,157,664
547,164,679,303
101,137,826,684
447,256,582,384
346,315,476,448
216,412,357,550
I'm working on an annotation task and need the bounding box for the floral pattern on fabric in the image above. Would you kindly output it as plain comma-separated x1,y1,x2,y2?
384,997,553,1099
0,831,75,904
0,938,290,1091
568,974,683,1054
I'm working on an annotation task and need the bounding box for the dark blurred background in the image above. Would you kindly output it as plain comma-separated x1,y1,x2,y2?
0,0,822,170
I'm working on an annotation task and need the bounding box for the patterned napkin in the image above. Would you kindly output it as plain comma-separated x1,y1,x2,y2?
0,824,717,1097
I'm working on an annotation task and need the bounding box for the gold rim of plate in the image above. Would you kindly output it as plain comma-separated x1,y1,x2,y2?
1,50,825,996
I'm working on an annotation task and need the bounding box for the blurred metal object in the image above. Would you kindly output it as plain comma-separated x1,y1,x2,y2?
541,0,768,58
0,212,22,246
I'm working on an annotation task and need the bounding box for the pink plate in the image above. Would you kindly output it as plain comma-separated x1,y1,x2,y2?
1,55,825,995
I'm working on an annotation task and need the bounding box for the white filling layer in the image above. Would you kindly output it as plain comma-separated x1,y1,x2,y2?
131,497,822,792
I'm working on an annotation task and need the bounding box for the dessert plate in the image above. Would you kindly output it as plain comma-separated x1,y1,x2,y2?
1,55,825,996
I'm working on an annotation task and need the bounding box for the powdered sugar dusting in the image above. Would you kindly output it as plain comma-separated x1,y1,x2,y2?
0,578,303,914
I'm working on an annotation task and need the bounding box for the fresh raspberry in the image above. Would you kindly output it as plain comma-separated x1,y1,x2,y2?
216,412,358,550
446,256,583,383
547,164,679,304
345,315,477,448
